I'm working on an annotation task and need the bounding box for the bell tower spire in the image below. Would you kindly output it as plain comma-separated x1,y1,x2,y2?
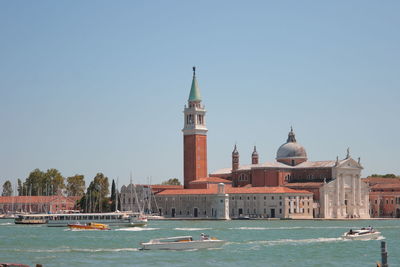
252,146,259,164
183,67,208,188
188,66,202,103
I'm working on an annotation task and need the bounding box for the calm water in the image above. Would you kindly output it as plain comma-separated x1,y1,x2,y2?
0,219,399,266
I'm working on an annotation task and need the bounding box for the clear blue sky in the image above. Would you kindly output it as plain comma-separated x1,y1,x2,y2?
1,1,399,189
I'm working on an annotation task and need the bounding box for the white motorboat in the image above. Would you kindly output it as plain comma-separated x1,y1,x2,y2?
342,227,381,240
140,234,225,250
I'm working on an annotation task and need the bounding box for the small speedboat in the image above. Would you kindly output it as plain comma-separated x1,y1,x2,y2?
129,214,148,227
140,234,225,250
342,227,381,240
68,222,111,230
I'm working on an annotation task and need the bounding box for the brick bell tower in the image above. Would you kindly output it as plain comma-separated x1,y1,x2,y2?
182,67,208,188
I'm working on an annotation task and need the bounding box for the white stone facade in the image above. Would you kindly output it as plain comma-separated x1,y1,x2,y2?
319,158,370,219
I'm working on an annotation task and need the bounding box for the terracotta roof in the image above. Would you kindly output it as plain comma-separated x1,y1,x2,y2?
0,196,79,204
157,186,312,196
371,183,400,190
149,185,183,189
284,182,324,188
226,187,312,194
370,192,400,196
156,188,217,195
363,177,400,185
189,177,232,184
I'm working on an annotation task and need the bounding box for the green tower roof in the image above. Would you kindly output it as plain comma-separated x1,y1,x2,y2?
188,66,202,102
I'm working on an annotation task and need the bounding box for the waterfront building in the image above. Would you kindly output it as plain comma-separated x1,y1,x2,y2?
0,195,79,214
212,132,370,219
156,182,313,219
133,67,370,219
365,177,400,218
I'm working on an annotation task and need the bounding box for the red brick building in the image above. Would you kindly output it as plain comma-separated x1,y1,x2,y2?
364,177,400,218
0,195,80,214
182,67,208,188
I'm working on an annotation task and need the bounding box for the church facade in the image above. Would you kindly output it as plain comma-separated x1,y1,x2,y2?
154,68,370,219
211,132,370,219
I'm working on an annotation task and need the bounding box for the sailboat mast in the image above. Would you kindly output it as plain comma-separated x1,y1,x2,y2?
131,172,143,214
130,173,133,212
147,177,151,214
115,177,119,212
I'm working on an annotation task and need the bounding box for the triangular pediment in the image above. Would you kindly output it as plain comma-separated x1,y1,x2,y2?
336,157,363,169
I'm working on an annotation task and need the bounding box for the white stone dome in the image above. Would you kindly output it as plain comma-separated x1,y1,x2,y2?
276,142,307,159
276,127,307,160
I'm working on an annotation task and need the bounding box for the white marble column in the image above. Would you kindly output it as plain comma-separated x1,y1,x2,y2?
296,196,300,213
352,175,356,215
336,177,340,217
340,175,345,217
290,198,294,214
323,188,328,218
358,176,362,206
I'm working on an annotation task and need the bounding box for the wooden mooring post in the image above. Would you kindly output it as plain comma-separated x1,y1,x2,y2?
379,241,388,267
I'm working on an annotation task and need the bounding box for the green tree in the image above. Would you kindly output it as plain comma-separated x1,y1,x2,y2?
111,179,116,212
45,168,65,195
2,180,13,196
66,174,85,196
161,178,181,185
24,168,45,196
17,179,23,196
81,173,110,213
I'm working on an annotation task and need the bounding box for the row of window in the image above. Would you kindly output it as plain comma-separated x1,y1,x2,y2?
372,198,400,205
232,195,283,201
290,201,310,206
288,196,310,200
288,208,310,214
159,195,310,202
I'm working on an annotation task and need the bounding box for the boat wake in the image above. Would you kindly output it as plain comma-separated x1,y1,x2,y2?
0,222,12,226
174,227,212,231
229,226,367,231
115,227,159,232
227,237,345,246
354,235,386,242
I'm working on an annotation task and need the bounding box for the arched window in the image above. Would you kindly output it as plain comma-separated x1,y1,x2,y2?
239,173,248,181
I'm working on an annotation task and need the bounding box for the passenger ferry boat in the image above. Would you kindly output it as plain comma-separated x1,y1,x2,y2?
14,212,147,227
14,214,51,224
47,212,147,227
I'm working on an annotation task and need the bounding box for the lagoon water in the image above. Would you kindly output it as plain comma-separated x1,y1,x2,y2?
0,219,399,266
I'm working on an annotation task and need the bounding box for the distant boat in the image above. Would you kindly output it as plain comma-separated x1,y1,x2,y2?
46,212,146,227
14,214,48,224
68,222,111,231
233,215,250,220
140,233,225,250
146,214,165,220
342,227,381,240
